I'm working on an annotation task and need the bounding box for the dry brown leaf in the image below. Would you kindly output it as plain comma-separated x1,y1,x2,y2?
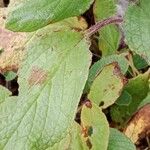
0,7,6,27
0,27,27,73
124,104,150,144
0,7,27,73
0,0,4,7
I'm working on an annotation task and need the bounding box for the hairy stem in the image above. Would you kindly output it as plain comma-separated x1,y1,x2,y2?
85,16,123,37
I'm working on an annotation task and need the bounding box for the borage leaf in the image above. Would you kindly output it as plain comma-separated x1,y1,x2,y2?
0,18,91,149
6,0,94,32
110,70,150,126
88,63,127,108
84,53,129,93
108,128,136,150
124,0,150,64
81,103,109,150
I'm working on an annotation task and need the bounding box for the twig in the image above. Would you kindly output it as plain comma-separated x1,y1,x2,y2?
85,16,123,37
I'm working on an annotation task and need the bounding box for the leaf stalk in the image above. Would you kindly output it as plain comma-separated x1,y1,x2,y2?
85,16,123,37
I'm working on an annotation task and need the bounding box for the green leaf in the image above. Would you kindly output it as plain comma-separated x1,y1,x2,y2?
110,70,150,126
0,86,17,131
94,0,116,21
0,85,11,102
124,0,150,64
115,90,132,106
0,18,91,149
88,63,126,108
6,0,94,32
93,0,120,55
138,92,150,109
84,53,129,93
133,54,149,70
66,122,88,150
108,128,136,150
4,71,17,81
98,24,121,56
48,122,88,150
81,103,109,150
0,96,17,127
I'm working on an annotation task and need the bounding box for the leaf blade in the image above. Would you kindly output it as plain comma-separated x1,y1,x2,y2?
0,19,91,149
6,0,94,32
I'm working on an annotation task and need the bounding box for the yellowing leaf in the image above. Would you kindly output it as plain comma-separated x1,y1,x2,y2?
81,103,109,150
88,63,126,108
124,104,150,144
84,53,129,93
48,122,88,150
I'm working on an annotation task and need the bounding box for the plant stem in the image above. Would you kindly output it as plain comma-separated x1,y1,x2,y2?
127,52,140,76
85,16,123,37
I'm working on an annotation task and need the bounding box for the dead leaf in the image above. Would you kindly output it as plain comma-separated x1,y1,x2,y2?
0,8,27,73
0,8,6,28
0,0,4,8
124,104,150,144
0,28,26,73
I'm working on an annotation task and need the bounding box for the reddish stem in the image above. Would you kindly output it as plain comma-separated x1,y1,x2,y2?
85,16,123,37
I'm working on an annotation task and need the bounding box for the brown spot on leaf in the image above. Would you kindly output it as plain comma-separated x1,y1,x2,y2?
81,126,89,138
113,62,124,78
84,100,92,109
113,62,128,85
28,67,48,85
99,101,104,107
103,89,108,93
86,138,92,149
72,27,82,32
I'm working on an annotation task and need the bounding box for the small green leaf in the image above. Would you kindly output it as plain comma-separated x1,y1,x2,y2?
124,0,150,64
133,54,149,70
115,90,132,106
138,92,150,109
88,63,126,108
6,0,94,32
4,71,17,81
94,0,116,21
84,53,129,93
108,128,136,150
93,0,120,55
98,25,121,56
81,103,109,150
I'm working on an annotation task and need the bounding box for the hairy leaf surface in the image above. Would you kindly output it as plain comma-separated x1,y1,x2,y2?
108,128,136,150
88,63,126,108
84,53,129,93
0,19,91,149
124,0,150,64
81,104,109,150
6,0,94,32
